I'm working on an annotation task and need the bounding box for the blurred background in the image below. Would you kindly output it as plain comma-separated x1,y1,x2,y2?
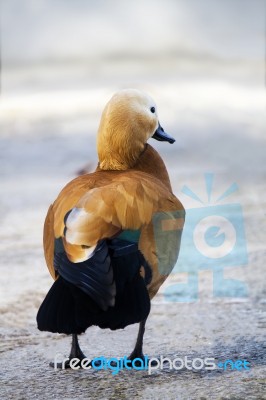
1,0,264,140
1,0,265,303
0,1,265,397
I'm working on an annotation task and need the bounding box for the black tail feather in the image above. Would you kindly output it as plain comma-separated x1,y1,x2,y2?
37,247,151,334
37,277,85,334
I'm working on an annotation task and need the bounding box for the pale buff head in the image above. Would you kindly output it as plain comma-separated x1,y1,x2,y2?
97,89,160,170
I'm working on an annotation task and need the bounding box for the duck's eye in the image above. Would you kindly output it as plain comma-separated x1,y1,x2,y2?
150,107,156,113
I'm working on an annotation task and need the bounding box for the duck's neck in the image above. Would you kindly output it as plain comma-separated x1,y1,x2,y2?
134,144,172,190
97,140,145,171
97,144,172,191
98,152,142,170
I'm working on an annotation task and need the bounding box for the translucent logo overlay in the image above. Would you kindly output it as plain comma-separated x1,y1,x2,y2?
153,173,248,302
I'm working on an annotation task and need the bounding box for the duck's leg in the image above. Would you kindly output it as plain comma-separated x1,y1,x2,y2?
50,334,87,369
69,333,87,360
128,319,146,361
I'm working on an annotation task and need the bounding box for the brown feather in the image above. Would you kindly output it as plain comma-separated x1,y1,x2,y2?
43,144,184,291
43,205,57,280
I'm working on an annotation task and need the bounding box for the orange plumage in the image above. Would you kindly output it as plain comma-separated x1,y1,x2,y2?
44,146,184,294
38,89,185,367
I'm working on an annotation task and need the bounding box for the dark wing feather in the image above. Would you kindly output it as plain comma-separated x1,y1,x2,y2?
54,239,116,311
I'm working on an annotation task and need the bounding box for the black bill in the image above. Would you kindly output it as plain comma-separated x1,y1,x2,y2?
152,123,175,144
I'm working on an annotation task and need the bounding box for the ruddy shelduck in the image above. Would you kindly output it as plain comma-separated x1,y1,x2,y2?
37,89,185,368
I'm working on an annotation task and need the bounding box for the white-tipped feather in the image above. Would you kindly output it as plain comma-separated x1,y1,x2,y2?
65,208,89,232
72,244,97,263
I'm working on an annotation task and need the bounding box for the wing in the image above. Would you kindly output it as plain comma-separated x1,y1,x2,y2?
139,205,185,300
43,170,185,291
43,204,56,279
63,173,177,263
43,172,108,279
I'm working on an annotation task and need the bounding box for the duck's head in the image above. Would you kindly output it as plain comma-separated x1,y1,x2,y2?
97,89,175,170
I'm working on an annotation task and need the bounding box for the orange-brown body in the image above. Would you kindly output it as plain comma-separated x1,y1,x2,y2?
44,144,184,300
